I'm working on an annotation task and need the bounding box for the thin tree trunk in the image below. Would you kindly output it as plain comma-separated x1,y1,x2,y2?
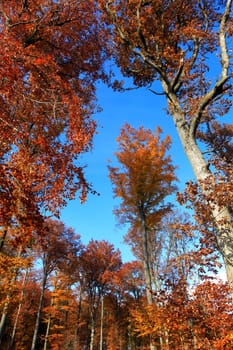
140,212,157,350
43,275,66,350
0,295,10,344
31,270,47,350
99,295,104,350
43,290,55,350
0,229,7,251
89,316,95,350
9,269,28,350
164,329,169,350
43,311,52,350
140,211,153,305
74,283,83,349
0,247,23,344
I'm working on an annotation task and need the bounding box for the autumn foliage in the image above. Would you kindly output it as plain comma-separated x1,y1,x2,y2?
1,1,233,350
0,218,232,350
0,0,107,244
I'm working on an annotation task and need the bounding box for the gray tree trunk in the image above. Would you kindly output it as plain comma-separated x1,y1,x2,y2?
89,317,95,350
9,270,28,350
141,219,153,305
31,271,47,350
99,296,104,350
140,211,157,350
43,293,55,350
0,296,9,344
173,110,233,289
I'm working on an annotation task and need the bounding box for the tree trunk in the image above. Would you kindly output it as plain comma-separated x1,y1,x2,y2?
140,211,153,305
140,211,157,350
89,316,95,350
0,229,7,251
0,247,23,344
99,295,104,350
43,311,52,350
74,283,83,349
0,295,10,344
31,270,47,350
9,269,28,350
174,111,233,289
43,290,55,350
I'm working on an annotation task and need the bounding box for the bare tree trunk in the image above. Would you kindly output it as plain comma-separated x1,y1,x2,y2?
43,293,55,350
164,329,170,350
0,229,7,251
99,295,104,350
9,269,28,350
89,317,95,350
172,112,233,289
0,247,23,345
0,295,10,344
140,212,157,350
74,283,83,349
31,271,47,350
160,0,233,292
140,210,153,305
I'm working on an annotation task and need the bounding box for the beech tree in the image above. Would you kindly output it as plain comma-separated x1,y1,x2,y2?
31,219,82,350
0,239,32,346
0,0,107,245
108,124,177,307
100,0,233,289
79,240,122,350
108,261,145,349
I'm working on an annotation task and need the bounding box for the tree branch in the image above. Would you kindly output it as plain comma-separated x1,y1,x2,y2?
105,1,130,45
189,0,232,139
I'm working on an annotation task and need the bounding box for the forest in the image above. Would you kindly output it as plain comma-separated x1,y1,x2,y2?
0,1,233,349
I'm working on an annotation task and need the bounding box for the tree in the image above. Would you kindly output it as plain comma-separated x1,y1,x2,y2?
188,280,233,349
108,261,145,350
109,124,177,350
31,219,82,350
0,0,107,245
79,240,122,350
100,0,233,290
109,124,177,306
0,238,32,346
42,271,79,350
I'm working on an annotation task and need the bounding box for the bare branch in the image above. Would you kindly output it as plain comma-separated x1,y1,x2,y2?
148,88,166,96
220,0,232,79
105,1,130,45
171,56,184,93
190,0,232,139
136,0,147,51
198,0,209,33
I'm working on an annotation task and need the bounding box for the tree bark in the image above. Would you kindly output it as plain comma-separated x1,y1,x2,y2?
0,295,9,344
173,110,233,290
139,210,157,350
43,289,55,350
0,247,23,344
89,316,95,350
74,283,83,349
31,270,47,350
0,229,7,251
9,270,28,350
141,219,153,305
99,295,104,350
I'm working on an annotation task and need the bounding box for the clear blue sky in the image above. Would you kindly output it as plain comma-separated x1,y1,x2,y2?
60,80,194,263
